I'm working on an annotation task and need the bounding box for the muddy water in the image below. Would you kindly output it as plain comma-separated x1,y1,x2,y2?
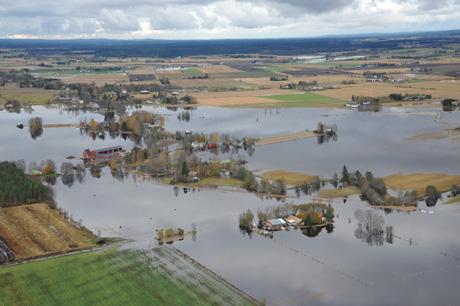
1,105,460,305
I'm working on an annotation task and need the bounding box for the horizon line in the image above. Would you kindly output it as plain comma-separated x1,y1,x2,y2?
1,28,459,42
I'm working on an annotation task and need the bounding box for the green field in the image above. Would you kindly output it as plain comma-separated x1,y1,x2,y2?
255,92,344,108
0,247,257,306
182,67,204,76
0,86,58,106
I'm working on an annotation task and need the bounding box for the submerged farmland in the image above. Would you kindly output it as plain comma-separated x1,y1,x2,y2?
1,39,460,305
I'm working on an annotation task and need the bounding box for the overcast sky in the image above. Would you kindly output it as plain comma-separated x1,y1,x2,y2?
0,0,459,39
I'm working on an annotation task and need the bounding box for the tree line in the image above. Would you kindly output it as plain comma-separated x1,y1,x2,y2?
0,161,54,208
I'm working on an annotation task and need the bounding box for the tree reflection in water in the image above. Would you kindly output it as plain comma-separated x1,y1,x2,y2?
354,209,385,246
301,224,334,238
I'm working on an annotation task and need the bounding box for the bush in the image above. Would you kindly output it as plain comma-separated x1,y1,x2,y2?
451,185,460,197
325,205,334,222
232,166,259,192
441,99,457,107
239,209,254,230
42,160,56,176
389,93,403,101
303,211,323,226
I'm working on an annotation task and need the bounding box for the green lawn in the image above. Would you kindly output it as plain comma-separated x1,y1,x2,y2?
0,247,257,306
446,195,460,204
255,92,344,108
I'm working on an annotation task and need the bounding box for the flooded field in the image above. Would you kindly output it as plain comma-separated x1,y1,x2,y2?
51,169,460,306
1,104,460,305
2,105,460,176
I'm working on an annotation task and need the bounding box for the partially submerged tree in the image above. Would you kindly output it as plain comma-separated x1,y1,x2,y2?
239,209,254,230
451,185,460,197
425,185,441,207
29,117,43,139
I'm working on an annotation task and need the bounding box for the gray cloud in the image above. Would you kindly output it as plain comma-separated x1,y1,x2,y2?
261,0,353,13
0,0,458,38
396,0,460,10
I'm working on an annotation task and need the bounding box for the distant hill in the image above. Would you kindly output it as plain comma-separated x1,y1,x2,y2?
0,29,459,58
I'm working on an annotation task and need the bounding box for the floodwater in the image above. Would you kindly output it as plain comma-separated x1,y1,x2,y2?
1,105,460,305
3,105,459,176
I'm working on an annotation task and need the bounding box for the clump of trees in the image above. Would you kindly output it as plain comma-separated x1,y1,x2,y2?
232,165,285,195
232,165,259,192
298,204,334,226
451,185,460,198
159,77,170,85
314,122,337,135
389,93,431,101
441,99,458,107
340,166,385,203
239,209,254,230
340,166,417,207
29,117,43,139
303,211,323,226
260,179,286,196
441,98,459,111
425,185,441,207
351,95,381,105
0,161,54,207
80,110,158,138
295,177,322,196
161,95,197,105
270,75,288,81
156,228,185,243
4,100,21,113
185,73,209,80
0,70,64,90
341,80,357,85
119,110,157,136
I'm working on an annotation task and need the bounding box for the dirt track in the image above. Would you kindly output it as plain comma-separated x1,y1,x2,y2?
256,131,317,146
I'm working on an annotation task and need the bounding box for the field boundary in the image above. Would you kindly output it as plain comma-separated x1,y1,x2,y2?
169,246,262,305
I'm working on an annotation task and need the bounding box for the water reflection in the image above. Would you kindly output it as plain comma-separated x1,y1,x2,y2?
354,209,386,246
301,226,322,237
3,104,460,305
